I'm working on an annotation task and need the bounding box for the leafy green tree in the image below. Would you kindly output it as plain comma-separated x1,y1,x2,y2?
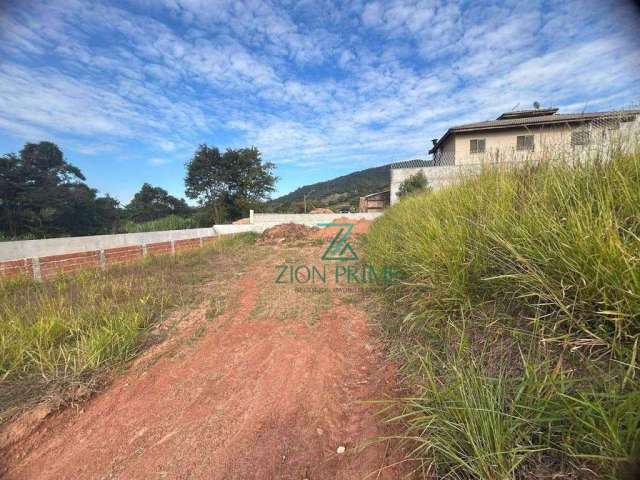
185,145,276,223
125,183,191,223
398,171,430,198
0,142,122,238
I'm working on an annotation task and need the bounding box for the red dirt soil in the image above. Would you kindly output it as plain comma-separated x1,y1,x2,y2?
313,218,372,238
1,246,402,480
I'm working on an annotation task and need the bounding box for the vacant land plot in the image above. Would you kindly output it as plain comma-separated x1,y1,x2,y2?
0,229,404,479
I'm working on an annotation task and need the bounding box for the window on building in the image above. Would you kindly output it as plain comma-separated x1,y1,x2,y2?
470,139,486,154
571,130,591,146
516,135,534,151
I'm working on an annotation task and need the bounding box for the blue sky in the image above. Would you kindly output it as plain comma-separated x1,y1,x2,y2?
1,0,639,203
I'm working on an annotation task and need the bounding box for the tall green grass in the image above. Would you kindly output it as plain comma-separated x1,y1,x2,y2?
0,232,256,419
365,149,640,478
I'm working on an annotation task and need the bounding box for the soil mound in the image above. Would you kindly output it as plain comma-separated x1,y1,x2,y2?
259,223,319,243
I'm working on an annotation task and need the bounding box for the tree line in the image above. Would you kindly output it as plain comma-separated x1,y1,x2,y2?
0,142,276,240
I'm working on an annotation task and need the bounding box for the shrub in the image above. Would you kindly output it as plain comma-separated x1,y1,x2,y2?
365,148,640,478
398,171,430,198
121,214,199,233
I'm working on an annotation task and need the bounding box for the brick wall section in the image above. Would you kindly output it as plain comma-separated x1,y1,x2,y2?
0,258,33,278
40,251,101,279
202,236,217,245
175,238,201,252
146,241,172,256
105,246,143,265
0,233,237,280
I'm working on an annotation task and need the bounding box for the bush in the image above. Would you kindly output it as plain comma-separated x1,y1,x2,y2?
121,214,199,233
365,149,640,478
398,171,430,198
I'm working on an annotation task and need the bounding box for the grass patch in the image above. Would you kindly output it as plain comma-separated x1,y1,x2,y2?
365,147,640,479
0,232,257,421
121,214,199,233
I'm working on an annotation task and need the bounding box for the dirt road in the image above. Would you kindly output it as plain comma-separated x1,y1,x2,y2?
1,241,403,479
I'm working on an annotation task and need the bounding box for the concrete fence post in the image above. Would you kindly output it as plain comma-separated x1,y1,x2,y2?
32,257,41,281
250,209,254,225
142,244,148,257
199,237,204,248
170,240,176,256
99,249,106,269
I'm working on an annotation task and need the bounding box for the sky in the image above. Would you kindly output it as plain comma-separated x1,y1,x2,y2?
1,0,639,204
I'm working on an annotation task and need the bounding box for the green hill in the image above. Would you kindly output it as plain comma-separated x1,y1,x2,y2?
267,164,390,212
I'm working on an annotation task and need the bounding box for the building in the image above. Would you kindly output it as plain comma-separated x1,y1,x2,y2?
389,107,640,204
358,190,390,212
429,107,640,166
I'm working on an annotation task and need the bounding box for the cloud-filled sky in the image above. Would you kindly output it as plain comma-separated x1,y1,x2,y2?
1,0,639,202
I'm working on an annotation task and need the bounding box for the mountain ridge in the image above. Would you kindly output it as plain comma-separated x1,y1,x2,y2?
267,164,391,211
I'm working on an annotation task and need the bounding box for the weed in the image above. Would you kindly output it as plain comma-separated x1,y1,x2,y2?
365,147,640,478
0,232,257,421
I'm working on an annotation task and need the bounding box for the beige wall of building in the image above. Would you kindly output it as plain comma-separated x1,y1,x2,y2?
438,117,640,166
453,125,573,165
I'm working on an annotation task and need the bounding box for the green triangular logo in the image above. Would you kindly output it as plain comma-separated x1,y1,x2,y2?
319,223,358,261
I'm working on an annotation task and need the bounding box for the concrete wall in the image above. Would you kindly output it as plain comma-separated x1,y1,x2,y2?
0,213,383,279
0,228,217,262
390,165,481,204
252,212,381,225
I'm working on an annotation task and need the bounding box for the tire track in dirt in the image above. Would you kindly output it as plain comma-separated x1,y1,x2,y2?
1,244,403,479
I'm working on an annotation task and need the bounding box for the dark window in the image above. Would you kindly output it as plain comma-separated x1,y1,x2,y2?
571,130,590,146
516,135,534,151
470,139,486,154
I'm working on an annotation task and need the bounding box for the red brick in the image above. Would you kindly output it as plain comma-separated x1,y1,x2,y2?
40,251,100,263
105,246,142,264
0,258,33,278
175,239,200,251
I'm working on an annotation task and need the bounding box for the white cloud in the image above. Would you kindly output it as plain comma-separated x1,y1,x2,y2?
0,0,638,190
148,157,171,166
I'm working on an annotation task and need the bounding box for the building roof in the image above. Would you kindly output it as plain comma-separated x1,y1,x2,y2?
429,109,640,154
496,108,558,120
389,159,434,169
362,190,390,198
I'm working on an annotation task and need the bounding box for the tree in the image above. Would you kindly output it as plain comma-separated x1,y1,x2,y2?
126,183,191,222
398,171,430,198
0,142,122,238
185,145,276,224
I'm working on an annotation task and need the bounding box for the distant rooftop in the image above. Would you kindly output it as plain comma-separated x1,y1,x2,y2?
389,159,434,169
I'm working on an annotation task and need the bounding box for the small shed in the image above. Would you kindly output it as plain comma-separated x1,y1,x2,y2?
359,190,390,212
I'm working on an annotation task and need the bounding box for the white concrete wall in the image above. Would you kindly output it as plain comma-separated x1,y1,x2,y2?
252,212,381,224
0,213,383,263
0,228,218,262
390,165,481,204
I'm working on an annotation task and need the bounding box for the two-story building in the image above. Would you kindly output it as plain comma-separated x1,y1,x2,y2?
428,107,639,166
389,107,640,204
